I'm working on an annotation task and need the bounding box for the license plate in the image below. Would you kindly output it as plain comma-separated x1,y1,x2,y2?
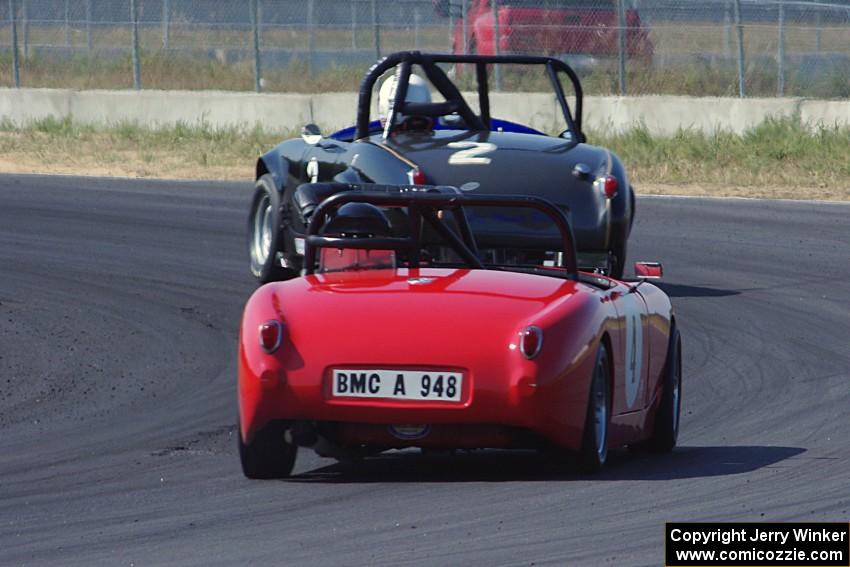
332,369,463,402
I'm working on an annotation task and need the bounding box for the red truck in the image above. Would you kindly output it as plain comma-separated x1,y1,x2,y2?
435,0,653,60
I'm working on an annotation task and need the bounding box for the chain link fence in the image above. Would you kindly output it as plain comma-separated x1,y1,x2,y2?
2,0,850,97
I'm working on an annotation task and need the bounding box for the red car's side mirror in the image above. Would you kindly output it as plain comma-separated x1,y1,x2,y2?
634,262,663,279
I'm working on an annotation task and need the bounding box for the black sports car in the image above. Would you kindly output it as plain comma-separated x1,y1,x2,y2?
248,51,635,282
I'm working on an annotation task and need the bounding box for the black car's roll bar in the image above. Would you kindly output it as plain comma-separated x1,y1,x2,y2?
355,51,584,142
302,184,579,279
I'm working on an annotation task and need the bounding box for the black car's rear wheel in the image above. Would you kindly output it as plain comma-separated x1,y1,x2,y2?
646,326,682,452
577,342,611,473
238,420,297,479
248,174,298,284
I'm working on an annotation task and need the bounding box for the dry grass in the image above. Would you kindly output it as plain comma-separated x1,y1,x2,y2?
3,21,850,97
654,22,850,56
3,52,848,97
1,115,849,201
0,23,451,52
593,116,850,196
5,21,847,54
0,118,282,181
637,182,849,201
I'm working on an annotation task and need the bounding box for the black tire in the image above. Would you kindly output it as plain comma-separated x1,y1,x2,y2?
248,174,298,284
238,420,297,479
577,342,611,473
646,326,682,452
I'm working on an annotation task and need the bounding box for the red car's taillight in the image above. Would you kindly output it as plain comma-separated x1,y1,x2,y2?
259,320,283,354
519,326,544,359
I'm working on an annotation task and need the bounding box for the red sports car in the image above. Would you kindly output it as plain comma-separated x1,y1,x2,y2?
436,0,654,60
237,185,681,478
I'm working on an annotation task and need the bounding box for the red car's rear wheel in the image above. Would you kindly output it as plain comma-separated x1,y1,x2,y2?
238,420,297,479
577,342,611,473
647,326,682,452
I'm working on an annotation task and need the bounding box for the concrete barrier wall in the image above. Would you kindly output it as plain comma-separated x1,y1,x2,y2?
4,88,850,135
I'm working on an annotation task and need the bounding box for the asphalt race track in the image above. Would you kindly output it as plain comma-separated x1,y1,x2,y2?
1,174,848,566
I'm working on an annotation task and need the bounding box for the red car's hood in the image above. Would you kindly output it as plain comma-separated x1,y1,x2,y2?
254,268,583,367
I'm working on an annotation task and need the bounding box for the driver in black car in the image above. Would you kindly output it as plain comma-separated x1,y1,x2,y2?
378,73,435,134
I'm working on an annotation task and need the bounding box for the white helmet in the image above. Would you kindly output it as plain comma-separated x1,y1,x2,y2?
378,73,432,128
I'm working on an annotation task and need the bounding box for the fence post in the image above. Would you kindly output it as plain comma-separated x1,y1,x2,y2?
733,0,745,98
21,0,26,58
491,0,501,91
258,0,264,46
9,0,20,87
414,4,421,49
85,0,92,51
617,0,626,96
307,0,315,77
251,0,262,92
351,0,357,49
448,0,454,52
64,0,71,46
371,0,380,59
131,0,141,89
461,0,467,53
777,0,785,96
815,9,822,54
162,0,170,49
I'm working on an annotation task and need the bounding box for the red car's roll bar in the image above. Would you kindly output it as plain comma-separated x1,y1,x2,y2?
302,185,579,279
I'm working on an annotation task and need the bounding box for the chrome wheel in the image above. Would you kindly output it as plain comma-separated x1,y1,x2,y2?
593,367,609,459
249,175,298,284
647,329,682,452
671,345,682,436
251,193,273,267
578,343,610,472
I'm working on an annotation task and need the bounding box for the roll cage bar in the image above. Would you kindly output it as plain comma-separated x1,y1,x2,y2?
355,51,584,142
302,183,579,279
